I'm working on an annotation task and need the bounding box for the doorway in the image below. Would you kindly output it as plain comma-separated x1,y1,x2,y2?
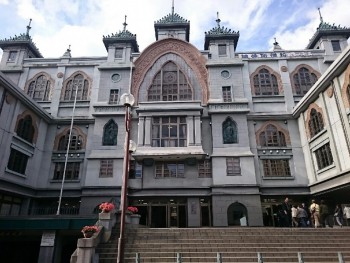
151,206,167,228
227,202,248,226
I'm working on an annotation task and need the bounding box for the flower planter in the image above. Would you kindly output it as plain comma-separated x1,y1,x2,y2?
83,231,94,238
130,214,141,225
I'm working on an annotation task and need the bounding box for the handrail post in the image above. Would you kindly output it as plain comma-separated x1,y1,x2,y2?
135,252,140,263
298,252,304,263
176,252,182,263
258,252,264,263
217,252,222,263
338,252,344,263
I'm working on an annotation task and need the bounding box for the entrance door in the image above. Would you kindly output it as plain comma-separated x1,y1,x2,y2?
169,205,187,227
151,206,166,228
227,202,248,226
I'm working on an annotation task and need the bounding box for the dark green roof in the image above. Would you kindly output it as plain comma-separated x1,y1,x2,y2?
154,12,190,41
307,21,350,49
155,13,189,24
204,26,240,50
102,30,139,52
0,33,43,58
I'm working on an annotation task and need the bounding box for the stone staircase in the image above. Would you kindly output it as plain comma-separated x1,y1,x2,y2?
97,227,350,262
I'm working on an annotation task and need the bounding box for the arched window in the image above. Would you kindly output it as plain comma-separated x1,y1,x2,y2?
27,74,51,101
308,109,324,138
222,118,238,144
148,61,192,101
58,128,83,150
103,120,118,146
253,68,279,95
63,73,89,101
16,115,35,143
293,67,318,95
259,124,286,147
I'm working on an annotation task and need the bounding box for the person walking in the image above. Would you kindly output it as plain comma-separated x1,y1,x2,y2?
291,205,299,227
319,200,330,227
310,199,320,228
343,204,350,226
281,197,292,227
297,204,308,227
334,204,343,227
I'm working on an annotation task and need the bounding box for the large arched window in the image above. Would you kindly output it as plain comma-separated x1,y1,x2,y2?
148,61,192,101
259,124,286,147
293,67,318,95
16,115,35,143
102,119,118,146
58,128,84,151
27,74,52,101
62,73,90,101
222,117,238,144
308,108,324,138
253,68,279,95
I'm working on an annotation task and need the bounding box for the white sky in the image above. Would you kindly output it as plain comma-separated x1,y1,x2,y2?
0,0,349,58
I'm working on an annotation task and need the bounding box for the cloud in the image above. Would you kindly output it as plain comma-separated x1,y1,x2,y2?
0,0,349,58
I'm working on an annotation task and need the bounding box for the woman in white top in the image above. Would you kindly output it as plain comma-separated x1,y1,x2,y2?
291,205,299,227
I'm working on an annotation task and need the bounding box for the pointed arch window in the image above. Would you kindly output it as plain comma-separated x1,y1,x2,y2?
253,68,279,95
63,73,89,101
58,128,83,151
27,74,51,101
293,67,318,95
222,118,238,144
259,124,286,147
308,109,324,138
148,61,192,101
103,120,118,146
16,115,35,143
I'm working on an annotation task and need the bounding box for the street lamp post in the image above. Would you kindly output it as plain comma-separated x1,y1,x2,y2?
117,93,135,263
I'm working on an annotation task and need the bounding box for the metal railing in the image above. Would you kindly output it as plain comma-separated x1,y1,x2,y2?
132,252,346,263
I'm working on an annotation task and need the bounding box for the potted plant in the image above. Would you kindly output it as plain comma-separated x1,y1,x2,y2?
127,206,138,214
127,206,141,225
99,202,115,213
81,225,99,238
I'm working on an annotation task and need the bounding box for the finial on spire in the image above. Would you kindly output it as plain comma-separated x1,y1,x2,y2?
172,0,174,16
67,44,71,52
318,7,323,23
123,15,128,31
216,12,221,27
273,37,278,45
26,18,32,36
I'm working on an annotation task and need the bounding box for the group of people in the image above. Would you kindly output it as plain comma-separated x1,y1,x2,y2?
278,197,350,228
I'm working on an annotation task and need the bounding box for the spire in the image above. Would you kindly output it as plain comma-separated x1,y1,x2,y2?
26,18,32,36
216,12,221,28
123,15,128,32
62,44,71,58
273,37,282,50
318,7,323,24
172,0,174,17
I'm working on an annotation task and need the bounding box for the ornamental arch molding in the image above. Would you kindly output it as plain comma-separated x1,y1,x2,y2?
341,63,350,109
250,65,283,95
24,71,55,100
15,110,39,144
132,38,208,104
255,121,291,146
304,103,325,140
53,126,87,150
289,64,321,94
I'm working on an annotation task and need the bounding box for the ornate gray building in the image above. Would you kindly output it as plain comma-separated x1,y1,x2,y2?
1,9,350,262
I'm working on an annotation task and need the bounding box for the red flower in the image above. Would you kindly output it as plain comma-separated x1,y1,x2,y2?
81,225,99,233
127,206,138,214
99,202,115,212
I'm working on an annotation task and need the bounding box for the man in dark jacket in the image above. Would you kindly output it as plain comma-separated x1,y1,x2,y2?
281,197,292,227
319,200,330,227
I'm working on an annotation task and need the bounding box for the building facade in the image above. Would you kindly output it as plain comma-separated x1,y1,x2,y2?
1,9,350,262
